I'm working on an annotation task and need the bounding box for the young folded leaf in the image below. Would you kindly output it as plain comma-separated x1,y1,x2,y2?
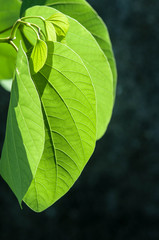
45,21,57,41
47,12,69,37
30,39,48,73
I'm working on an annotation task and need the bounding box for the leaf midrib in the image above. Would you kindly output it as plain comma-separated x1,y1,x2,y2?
45,63,96,129
39,70,86,164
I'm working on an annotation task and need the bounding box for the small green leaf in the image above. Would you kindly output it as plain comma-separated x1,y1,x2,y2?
30,39,48,73
23,41,96,212
0,0,21,80
0,43,45,204
47,12,69,37
45,20,57,41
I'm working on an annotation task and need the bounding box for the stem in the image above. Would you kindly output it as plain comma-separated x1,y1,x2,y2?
10,19,21,39
20,21,40,39
10,41,18,52
21,16,46,39
29,25,40,40
0,37,18,52
0,37,10,43
21,16,45,22
30,23,46,40
30,23,41,33
0,16,45,51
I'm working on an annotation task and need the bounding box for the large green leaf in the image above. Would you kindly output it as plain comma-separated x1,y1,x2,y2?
20,0,117,95
22,6,113,139
0,43,45,204
65,20,113,140
24,41,96,212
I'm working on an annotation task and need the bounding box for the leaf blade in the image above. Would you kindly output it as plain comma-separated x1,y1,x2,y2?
0,43,45,203
45,21,57,41
20,0,117,95
30,39,48,73
0,0,21,32
48,0,117,94
0,29,26,80
0,0,21,80
24,41,96,212
23,6,114,139
47,12,69,37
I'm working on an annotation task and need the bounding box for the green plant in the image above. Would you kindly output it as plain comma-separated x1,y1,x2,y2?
0,0,117,212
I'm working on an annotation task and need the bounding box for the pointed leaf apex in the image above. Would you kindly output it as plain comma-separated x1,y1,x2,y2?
30,39,48,73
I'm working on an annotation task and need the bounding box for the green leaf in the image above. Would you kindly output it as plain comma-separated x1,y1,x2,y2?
0,29,25,80
47,12,69,37
22,6,113,139
0,0,21,32
30,39,48,73
45,21,57,41
23,41,96,212
0,40,16,80
0,79,12,92
0,43,45,204
51,0,117,94
65,20,113,140
20,0,117,95
0,0,21,80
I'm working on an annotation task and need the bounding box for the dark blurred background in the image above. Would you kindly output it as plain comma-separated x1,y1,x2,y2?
0,0,159,239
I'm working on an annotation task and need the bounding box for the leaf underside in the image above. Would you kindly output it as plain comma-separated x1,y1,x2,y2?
23,6,113,140
21,0,117,94
24,41,96,212
30,39,48,73
0,43,45,204
0,0,117,212
45,21,57,41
